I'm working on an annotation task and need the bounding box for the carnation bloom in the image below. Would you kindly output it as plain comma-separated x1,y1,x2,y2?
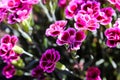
104,18,120,48
0,0,38,24
58,0,67,8
56,28,86,50
39,48,60,73
108,0,120,11
2,64,16,79
0,8,7,23
86,67,101,80
74,12,99,31
0,34,19,63
104,27,120,47
31,66,45,79
45,20,67,37
65,0,115,27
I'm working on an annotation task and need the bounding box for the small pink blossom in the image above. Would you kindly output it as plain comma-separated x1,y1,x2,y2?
58,0,67,8
39,48,60,73
0,34,19,63
105,27,120,47
86,67,101,80
74,13,99,31
57,28,86,50
45,20,67,37
65,2,78,19
2,64,16,79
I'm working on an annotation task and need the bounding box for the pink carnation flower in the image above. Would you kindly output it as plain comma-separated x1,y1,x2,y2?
39,48,60,73
2,64,16,79
86,67,101,80
45,20,67,37
56,28,86,50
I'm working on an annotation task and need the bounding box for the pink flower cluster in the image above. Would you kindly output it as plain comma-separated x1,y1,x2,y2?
0,34,19,78
108,0,120,11
0,0,39,24
65,0,115,31
105,18,120,48
46,20,86,50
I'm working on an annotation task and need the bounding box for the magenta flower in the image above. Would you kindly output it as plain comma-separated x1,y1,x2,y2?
2,64,16,79
74,13,99,31
65,1,78,19
0,43,12,57
39,48,60,73
108,0,120,11
104,27,120,47
0,8,7,23
95,11,112,25
104,18,120,48
56,28,86,50
86,67,101,80
1,34,18,47
58,0,66,8
2,50,20,63
81,1,100,15
45,20,67,37
0,34,19,63
31,66,45,79
0,0,38,24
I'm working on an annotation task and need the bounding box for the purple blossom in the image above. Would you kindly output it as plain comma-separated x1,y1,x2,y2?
0,8,7,23
65,1,78,19
108,0,120,11
0,34,19,63
45,20,67,37
31,66,45,79
81,1,100,15
2,64,16,79
56,28,86,50
74,13,99,31
58,0,67,8
2,50,20,63
39,48,60,73
86,67,101,80
0,0,37,24
104,18,120,48
104,27,120,47
0,43,12,57
1,34,18,47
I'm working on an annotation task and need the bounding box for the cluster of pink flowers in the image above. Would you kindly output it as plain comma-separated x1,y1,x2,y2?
105,18,120,48
46,20,86,50
0,0,39,24
31,48,60,79
0,34,20,78
108,0,120,11
65,0,115,31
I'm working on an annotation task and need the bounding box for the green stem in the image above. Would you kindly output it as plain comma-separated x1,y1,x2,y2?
39,0,53,22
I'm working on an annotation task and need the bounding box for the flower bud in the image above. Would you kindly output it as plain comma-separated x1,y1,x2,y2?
12,59,25,68
56,62,66,70
13,46,24,54
15,70,23,76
